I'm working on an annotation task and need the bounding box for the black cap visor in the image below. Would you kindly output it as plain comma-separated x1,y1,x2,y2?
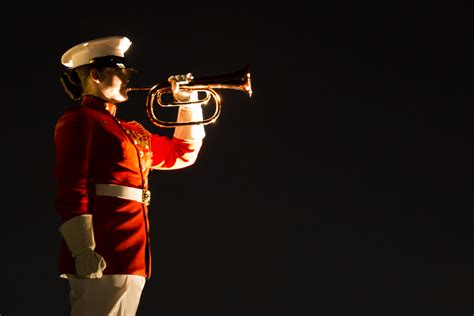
89,55,131,69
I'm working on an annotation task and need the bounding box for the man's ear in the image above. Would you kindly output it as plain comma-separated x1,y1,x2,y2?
90,68,102,83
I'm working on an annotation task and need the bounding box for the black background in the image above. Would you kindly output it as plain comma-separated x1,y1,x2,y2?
2,1,473,315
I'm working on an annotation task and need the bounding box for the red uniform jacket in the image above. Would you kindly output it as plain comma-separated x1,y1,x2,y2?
54,95,202,279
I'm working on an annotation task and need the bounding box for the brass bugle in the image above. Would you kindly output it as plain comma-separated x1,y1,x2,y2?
128,65,252,128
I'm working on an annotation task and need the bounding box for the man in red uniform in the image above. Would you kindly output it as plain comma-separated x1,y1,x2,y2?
55,36,206,315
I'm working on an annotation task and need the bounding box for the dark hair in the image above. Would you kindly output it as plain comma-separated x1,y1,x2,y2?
59,69,83,100
59,65,98,100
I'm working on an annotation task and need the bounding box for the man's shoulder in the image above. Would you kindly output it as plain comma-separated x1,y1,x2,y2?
56,105,103,129
59,105,103,120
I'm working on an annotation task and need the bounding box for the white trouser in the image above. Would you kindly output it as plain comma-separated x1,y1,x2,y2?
67,274,146,316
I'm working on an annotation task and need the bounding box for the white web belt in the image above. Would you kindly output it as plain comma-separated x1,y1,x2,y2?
95,184,151,205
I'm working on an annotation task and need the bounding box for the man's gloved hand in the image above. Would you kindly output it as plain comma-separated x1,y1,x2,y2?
59,214,107,279
168,73,195,104
74,249,107,279
168,72,206,140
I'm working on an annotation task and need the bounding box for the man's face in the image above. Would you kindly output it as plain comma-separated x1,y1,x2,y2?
97,67,135,104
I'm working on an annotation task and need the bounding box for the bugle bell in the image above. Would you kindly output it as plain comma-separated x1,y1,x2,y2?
128,65,252,128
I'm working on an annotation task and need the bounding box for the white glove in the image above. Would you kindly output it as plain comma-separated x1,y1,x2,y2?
169,73,206,140
59,214,106,279
168,73,194,103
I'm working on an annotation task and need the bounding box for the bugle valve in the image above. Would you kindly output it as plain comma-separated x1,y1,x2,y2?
128,65,252,128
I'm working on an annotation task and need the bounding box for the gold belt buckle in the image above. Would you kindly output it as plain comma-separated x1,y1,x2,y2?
142,190,151,205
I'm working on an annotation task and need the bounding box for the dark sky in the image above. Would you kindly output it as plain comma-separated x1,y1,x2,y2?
2,1,473,315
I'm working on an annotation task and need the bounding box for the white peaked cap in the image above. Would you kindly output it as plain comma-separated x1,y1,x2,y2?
61,36,132,68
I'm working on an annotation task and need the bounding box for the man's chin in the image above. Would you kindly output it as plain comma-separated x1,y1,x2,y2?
114,94,129,104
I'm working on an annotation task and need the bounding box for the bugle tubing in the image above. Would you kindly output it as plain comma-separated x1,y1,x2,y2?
128,65,252,128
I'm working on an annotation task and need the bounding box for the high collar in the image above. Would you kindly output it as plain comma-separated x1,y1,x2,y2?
81,95,117,117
